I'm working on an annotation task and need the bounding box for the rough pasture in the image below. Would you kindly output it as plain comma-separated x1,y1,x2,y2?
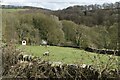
19,45,119,69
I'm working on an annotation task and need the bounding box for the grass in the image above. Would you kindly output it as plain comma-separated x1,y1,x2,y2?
18,45,119,69
2,9,28,13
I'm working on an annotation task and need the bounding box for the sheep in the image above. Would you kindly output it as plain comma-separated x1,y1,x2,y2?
43,51,49,56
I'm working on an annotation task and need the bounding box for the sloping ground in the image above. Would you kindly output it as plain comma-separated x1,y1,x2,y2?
2,44,120,79
19,45,118,68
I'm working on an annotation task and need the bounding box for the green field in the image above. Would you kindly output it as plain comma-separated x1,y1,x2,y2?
2,9,28,13
19,45,118,68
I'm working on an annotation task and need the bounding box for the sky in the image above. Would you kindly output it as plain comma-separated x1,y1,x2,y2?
1,0,120,10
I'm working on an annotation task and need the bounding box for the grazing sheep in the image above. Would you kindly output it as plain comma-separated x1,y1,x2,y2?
43,51,49,56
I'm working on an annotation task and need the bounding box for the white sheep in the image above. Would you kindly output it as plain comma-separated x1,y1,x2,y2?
43,51,49,56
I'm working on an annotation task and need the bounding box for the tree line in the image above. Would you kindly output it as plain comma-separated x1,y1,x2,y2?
2,4,119,50
52,2,119,27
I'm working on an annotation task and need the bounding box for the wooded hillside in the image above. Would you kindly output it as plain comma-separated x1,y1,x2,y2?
2,2,120,50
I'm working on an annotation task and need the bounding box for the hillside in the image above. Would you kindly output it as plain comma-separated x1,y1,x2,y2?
2,2,120,79
2,1,120,51
53,5,119,27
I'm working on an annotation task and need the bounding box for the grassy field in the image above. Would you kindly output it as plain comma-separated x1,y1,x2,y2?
19,45,118,68
2,9,28,13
